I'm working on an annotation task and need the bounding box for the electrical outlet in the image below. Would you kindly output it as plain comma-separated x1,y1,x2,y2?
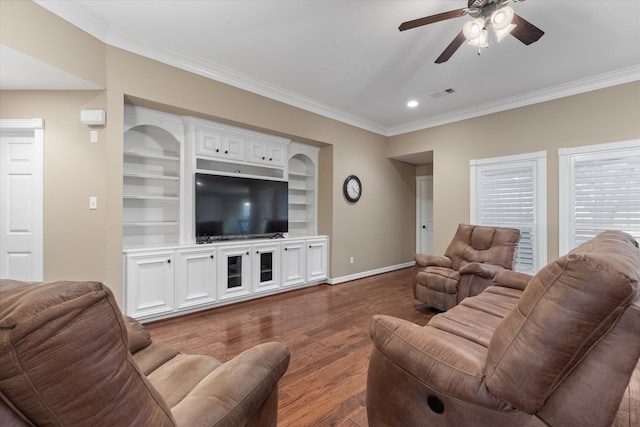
350,256,354,264
89,196,97,210
90,130,98,143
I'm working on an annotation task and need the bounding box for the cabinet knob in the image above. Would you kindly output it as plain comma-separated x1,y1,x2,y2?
167,259,171,264
262,156,266,160
284,247,288,251
225,150,229,154
210,255,214,259
246,251,249,255
215,148,220,152
269,158,273,161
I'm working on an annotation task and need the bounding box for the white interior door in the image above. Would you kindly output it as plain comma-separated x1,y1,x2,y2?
0,119,44,281
416,176,433,255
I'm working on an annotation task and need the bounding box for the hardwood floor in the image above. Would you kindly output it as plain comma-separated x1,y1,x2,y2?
145,267,434,426
145,267,640,427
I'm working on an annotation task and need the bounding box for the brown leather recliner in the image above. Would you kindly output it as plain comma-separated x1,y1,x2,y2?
0,279,290,427
414,223,521,311
367,230,640,427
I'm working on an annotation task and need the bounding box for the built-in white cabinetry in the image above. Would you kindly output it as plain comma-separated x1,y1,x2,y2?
195,126,245,162
125,250,175,318
307,238,328,282
217,244,252,300
123,107,184,249
282,239,307,287
252,242,281,293
246,137,286,167
123,106,327,321
175,248,216,309
124,236,327,321
288,142,319,236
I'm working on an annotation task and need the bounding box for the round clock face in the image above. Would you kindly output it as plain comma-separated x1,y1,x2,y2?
343,175,362,202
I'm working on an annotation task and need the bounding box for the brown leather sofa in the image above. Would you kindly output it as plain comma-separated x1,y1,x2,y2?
368,230,640,426
414,223,521,311
0,279,290,427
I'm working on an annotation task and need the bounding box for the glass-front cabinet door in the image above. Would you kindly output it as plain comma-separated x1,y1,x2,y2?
252,242,281,293
217,244,251,300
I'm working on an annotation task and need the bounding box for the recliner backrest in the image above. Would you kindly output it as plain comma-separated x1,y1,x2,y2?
485,231,640,414
444,224,521,271
0,280,176,427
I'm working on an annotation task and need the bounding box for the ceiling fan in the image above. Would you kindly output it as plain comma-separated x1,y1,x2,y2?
399,0,544,63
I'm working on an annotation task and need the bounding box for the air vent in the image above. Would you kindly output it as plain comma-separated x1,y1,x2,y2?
429,88,456,99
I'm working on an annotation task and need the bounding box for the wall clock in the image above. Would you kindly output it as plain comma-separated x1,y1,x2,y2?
343,175,362,203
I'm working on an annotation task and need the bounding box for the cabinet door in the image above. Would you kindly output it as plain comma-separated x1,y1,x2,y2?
247,138,286,167
282,240,306,287
195,127,223,157
246,138,268,164
125,251,174,318
218,245,251,300
266,143,286,167
176,248,216,309
252,242,281,293
222,133,245,161
307,238,328,281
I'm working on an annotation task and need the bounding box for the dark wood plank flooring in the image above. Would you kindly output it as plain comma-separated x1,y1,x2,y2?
146,267,433,426
145,267,639,427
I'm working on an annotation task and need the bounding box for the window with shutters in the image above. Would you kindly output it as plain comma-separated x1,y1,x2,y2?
559,140,640,255
470,151,547,274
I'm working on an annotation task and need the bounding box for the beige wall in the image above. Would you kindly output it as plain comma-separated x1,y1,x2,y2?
0,90,108,282
2,2,638,308
388,81,640,260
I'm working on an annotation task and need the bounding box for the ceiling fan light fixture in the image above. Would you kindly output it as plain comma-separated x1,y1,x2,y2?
463,17,486,41
494,23,516,42
467,29,489,47
490,6,514,31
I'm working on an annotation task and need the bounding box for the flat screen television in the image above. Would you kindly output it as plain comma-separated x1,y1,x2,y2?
195,173,288,242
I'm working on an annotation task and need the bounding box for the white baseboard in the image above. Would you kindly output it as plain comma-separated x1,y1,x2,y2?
327,261,414,285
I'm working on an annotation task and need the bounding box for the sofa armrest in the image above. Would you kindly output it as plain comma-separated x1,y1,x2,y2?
170,342,290,427
492,270,533,291
369,315,509,409
414,253,451,268
458,262,504,279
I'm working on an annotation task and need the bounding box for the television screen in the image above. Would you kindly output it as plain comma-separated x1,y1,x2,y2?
195,173,288,241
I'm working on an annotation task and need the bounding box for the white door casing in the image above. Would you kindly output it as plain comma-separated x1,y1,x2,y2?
0,119,44,281
416,176,433,255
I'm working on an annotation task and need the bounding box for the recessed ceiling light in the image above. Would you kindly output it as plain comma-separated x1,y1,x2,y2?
407,100,419,108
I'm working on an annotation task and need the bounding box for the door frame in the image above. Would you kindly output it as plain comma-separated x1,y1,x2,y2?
416,175,433,254
0,118,44,281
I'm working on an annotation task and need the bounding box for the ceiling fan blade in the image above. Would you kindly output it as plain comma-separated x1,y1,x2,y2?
510,13,545,45
435,30,466,64
399,8,466,31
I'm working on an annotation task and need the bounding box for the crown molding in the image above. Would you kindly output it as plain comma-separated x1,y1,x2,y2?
387,65,640,136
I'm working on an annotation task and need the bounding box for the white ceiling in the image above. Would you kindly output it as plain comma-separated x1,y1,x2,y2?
8,1,640,136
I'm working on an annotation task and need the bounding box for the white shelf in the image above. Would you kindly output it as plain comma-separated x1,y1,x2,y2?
124,173,179,181
123,195,180,201
124,151,179,162
124,221,180,227
123,110,183,250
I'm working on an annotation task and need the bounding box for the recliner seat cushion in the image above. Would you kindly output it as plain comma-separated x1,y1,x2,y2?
417,267,461,293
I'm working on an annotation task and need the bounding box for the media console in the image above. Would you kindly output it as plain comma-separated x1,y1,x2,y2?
124,236,328,321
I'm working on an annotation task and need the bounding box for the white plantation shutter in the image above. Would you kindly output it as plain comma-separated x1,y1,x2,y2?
559,140,640,254
471,152,547,274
